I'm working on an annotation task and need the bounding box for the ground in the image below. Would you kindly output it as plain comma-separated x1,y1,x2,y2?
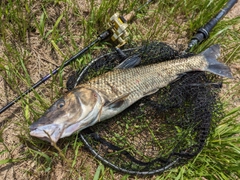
0,0,239,179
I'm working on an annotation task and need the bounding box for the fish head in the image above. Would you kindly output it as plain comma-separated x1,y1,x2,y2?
29,87,102,144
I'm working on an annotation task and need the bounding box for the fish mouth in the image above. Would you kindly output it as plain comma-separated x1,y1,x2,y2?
29,123,64,144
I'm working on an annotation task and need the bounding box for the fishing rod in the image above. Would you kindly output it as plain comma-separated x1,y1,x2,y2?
0,0,236,114
0,0,154,114
71,0,238,89
186,0,238,52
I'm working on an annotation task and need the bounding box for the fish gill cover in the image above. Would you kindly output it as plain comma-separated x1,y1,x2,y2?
67,42,224,175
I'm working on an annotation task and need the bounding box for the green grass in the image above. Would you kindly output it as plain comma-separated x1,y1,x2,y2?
0,0,239,179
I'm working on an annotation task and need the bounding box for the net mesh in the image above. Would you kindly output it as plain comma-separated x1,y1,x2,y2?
67,42,223,175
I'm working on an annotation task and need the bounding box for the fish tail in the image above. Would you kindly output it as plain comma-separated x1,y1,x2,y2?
201,44,233,78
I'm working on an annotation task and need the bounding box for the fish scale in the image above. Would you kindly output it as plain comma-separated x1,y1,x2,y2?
83,55,207,104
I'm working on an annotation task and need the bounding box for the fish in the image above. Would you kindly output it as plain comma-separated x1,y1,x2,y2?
29,44,233,144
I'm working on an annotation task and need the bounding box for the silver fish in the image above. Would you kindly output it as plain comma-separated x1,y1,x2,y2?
29,44,232,144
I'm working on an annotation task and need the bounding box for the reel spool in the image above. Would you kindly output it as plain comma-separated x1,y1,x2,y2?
108,12,129,48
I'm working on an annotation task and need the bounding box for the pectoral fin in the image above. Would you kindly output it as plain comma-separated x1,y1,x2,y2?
105,93,130,109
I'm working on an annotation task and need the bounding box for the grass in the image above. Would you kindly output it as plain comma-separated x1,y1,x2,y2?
0,0,239,179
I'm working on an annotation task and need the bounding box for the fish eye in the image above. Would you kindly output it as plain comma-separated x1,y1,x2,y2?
57,101,65,108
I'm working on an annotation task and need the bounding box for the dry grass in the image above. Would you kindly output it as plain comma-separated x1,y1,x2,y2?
0,0,239,179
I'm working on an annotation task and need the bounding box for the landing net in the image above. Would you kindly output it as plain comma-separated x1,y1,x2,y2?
67,42,223,175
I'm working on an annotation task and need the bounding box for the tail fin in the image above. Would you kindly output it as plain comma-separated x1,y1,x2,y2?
201,44,233,78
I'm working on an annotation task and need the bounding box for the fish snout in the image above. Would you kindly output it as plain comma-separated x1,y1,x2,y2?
29,123,64,144
29,114,52,129
29,122,41,131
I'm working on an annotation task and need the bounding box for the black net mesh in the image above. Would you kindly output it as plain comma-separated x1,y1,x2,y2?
67,42,223,175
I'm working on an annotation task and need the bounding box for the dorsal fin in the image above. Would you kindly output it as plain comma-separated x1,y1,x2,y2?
115,54,141,69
